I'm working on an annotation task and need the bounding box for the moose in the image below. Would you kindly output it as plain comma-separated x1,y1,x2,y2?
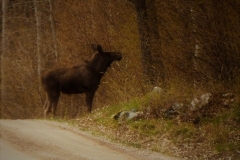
41,44,122,117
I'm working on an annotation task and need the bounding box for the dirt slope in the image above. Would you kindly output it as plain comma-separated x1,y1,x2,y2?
0,120,177,160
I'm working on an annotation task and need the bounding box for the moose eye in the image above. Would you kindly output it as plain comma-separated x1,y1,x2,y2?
106,52,113,57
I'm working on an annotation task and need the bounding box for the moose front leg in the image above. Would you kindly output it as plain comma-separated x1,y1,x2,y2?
85,91,95,113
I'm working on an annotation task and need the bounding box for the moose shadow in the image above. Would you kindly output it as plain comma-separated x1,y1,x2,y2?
41,44,122,117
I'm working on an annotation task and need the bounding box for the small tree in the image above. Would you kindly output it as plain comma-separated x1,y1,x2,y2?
48,0,58,66
131,0,165,86
1,0,9,109
33,0,43,104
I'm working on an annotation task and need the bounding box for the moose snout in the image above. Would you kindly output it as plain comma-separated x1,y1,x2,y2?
117,52,122,61
118,56,122,61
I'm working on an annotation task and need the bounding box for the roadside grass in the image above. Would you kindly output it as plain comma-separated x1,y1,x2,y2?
207,102,240,153
48,88,240,159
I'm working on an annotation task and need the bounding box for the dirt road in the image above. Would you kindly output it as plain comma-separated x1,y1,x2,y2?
0,120,177,160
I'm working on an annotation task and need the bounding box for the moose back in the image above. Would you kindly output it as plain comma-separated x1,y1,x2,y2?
41,44,122,117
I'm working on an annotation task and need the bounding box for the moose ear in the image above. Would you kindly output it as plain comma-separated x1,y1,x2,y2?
97,45,103,53
91,44,98,51
91,44,103,53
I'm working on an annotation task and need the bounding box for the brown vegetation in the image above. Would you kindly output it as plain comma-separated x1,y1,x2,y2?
1,0,239,119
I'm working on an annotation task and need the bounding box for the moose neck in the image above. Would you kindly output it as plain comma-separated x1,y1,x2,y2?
88,54,111,78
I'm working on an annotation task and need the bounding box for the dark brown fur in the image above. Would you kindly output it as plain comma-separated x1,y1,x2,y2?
41,44,122,117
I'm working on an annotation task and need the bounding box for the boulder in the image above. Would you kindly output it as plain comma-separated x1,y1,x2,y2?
127,111,143,120
222,93,235,107
190,93,212,111
113,110,127,120
152,86,164,94
113,110,144,121
164,103,183,118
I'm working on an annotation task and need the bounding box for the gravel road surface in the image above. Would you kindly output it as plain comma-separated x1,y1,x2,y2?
0,119,178,160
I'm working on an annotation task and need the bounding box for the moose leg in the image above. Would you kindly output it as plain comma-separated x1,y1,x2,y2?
43,98,48,110
44,93,53,118
44,98,53,118
85,91,95,113
52,92,60,116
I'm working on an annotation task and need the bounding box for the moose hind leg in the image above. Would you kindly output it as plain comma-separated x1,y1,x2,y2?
43,99,48,110
44,99,52,118
44,91,60,117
